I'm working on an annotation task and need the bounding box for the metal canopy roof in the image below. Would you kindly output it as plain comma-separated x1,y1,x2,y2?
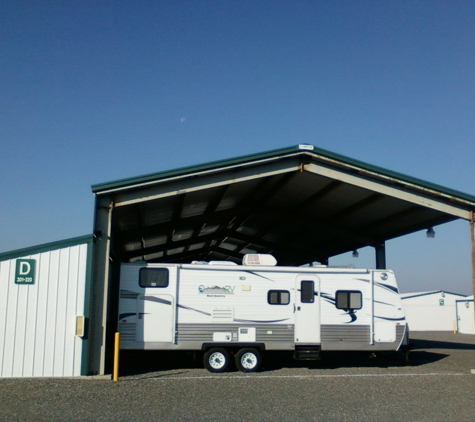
92,144,475,266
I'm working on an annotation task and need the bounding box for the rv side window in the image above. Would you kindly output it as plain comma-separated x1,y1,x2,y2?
301,280,315,303
139,268,169,288
336,291,362,310
268,290,290,305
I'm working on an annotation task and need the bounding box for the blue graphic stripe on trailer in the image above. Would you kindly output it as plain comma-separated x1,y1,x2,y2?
320,292,336,305
141,296,172,305
119,313,136,319
375,316,406,321
374,282,399,293
373,299,398,307
243,270,277,281
343,313,357,323
120,289,140,298
354,278,399,294
354,278,371,283
178,304,211,316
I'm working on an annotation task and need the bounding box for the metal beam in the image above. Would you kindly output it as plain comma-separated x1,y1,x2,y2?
237,180,343,249
124,232,223,260
183,185,230,254
304,163,472,219
117,206,250,242
113,158,302,207
254,205,376,246
328,193,385,222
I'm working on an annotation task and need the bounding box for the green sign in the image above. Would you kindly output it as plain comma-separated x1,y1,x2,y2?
15,259,36,284
439,299,444,306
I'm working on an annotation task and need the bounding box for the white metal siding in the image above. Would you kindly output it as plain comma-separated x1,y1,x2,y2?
456,299,475,334
0,243,89,377
401,292,464,331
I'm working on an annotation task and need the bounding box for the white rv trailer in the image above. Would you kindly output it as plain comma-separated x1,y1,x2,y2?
118,254,408,372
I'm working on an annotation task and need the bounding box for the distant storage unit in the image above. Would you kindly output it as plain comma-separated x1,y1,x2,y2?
0,236,93,378
401,290,468,332
456,296,474,334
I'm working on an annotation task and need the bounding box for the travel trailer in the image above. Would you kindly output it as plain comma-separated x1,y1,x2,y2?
118,254,408,372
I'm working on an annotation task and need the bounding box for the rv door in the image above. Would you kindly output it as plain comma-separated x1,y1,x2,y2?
136,294,174,343
294,275,321,344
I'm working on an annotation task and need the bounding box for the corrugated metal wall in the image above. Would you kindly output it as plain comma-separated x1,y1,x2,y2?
401,291,466,331
0,241,90,377
456,298,475,334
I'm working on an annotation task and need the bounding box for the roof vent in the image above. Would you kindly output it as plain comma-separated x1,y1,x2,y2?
208,261,238,266
242,254,277,266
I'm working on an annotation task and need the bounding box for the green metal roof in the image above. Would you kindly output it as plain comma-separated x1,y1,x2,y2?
0,235,93,261
91,145,300,193
91,144,475,205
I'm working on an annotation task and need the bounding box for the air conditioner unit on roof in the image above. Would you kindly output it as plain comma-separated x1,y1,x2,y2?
242,254,277,266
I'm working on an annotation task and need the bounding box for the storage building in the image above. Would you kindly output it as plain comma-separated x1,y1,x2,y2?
456,296,475,334
401,290,468,332
1,144,475,377
0,236,92,377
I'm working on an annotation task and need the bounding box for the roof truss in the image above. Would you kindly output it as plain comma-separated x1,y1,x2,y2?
94,145,475,265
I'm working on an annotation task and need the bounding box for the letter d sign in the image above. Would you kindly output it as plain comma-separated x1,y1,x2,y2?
20,261,31,275
15,259,36,284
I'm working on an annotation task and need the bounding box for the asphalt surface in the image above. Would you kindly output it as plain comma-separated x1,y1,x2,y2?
1,332,474,421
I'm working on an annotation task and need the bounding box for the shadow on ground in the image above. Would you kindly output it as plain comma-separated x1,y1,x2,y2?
409,338,475,351
115,332,475,376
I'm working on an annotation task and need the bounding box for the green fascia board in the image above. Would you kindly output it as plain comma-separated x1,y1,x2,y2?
0,234,94,262
91,144,300,193
91,144,475,205
308,145,475,205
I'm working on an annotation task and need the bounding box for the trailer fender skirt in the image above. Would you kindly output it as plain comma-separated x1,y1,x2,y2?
202,342,266,351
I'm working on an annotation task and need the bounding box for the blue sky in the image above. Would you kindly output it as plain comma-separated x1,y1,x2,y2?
1,1,474,293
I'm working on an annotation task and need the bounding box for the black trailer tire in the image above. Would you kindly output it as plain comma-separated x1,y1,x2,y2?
203,348,230,373
235,348,261,373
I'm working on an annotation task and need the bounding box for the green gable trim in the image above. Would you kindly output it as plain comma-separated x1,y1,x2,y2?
91,144,475,206
0,234,94,262
308,146,475,205
91,145,299,193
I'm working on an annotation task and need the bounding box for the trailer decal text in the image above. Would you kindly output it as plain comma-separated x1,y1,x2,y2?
199,285,236,295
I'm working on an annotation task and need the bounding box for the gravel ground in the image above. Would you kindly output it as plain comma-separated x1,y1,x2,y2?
0,332,474,421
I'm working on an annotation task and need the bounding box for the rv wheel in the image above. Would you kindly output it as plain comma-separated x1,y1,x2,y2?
204,348,230,373
235,348,261,373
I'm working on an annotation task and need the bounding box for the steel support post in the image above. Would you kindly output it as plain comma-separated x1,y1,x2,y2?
375,241,386,269
88,196,113,375
470,216,475,335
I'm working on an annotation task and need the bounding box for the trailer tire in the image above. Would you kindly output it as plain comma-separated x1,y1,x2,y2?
235,348,261,373
203,348,230,373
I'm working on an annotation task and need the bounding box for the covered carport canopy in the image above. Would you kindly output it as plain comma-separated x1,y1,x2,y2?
88,144,475,375
92,144,475,266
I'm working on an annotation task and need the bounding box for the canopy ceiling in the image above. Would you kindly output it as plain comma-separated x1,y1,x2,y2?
92,145,475,266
